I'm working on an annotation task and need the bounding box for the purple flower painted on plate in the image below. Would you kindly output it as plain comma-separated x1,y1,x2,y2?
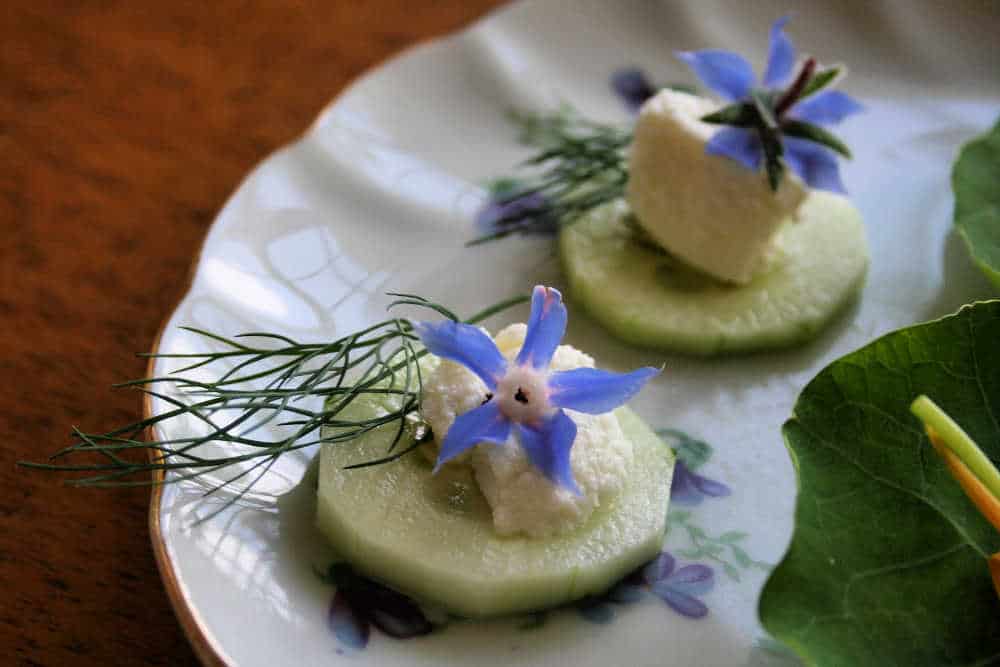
611,67,658,113
475,181,558,239
577,551,714,622
325,563,432,650
677,16,863,193
658,427,730,505
643,552,714,619
670,458,731,506
412,285,659,493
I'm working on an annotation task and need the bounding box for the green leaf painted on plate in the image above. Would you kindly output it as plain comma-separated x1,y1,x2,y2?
954,117,1000,291
759,300,1000,666
657,428,712,470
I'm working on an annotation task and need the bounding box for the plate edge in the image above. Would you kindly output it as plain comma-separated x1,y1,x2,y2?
141,4,518,665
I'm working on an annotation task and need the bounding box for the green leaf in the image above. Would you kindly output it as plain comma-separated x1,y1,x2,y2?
702,544,724,557
953,117,1000,291
719,530,748,544
782,120,852,159
700,102,756,127
758,126,785,192
731,545,753,568
760,301,1000,666
667,510,691,528
799,66,842,100
750,90,778,130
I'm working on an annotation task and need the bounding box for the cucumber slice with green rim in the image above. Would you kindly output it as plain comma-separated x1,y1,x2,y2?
317,398,673,618
559,192,869,355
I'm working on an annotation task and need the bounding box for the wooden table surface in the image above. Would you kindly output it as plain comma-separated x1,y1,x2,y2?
1,2,505,664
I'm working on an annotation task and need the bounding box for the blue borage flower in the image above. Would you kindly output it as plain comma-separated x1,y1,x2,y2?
413,285,659,493
677,16,863,193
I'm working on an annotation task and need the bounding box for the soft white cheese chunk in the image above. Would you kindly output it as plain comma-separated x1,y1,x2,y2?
626,89,807,285
419,323,633,538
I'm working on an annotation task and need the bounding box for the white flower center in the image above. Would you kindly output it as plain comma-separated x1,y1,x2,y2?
495,364,552,425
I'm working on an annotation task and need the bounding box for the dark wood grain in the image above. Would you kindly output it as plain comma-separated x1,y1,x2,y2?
0,2,506,664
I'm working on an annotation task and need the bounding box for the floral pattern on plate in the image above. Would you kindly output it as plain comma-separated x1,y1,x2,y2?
321,428,765,649
321,563,433,651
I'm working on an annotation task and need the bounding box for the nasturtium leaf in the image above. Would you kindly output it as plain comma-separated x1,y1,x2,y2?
760,300,1000,667
954,117,1000,291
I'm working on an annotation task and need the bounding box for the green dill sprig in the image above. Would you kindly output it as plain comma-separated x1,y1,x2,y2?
469,107,631,245
20,293,527,520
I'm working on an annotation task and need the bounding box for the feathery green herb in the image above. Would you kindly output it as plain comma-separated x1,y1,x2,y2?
469,107,631,245
21,293,527,520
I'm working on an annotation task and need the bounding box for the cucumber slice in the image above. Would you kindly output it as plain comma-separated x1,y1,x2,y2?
559,192,869,355
317,399,673,618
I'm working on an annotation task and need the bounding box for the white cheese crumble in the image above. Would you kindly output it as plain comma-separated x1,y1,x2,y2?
626,89,806,285
419,323,633,538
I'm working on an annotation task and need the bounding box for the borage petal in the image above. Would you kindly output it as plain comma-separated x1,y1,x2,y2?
547,366,659,414
676,50,754,101
789,90,864,126
516,409,580,494
706,127,763,171
516,286,568,370
435,401,510,472
783,136,846,193
412,320,506,389
763,16,795,87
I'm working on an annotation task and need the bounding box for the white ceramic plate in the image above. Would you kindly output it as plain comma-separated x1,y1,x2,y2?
149,1,1000,665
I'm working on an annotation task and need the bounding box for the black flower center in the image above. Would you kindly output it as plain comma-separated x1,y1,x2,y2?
514,388,529,404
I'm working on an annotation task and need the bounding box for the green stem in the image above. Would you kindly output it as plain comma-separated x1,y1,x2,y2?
911,395,1000,502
